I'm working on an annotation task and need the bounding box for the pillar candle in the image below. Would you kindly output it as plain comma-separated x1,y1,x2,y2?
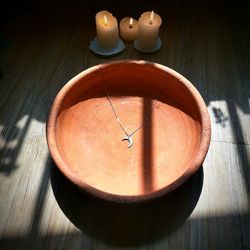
136,11,162,51
119,17,139,42
95,10,119,48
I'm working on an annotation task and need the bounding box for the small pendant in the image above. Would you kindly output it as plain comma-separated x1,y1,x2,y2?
122,136,133,148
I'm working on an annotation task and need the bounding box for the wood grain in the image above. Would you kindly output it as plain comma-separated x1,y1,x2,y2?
0,0,249,249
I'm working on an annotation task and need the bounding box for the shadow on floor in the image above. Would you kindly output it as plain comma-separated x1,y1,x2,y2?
50,163,203,247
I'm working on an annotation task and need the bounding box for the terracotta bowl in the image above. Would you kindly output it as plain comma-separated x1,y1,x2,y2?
46,60,211,203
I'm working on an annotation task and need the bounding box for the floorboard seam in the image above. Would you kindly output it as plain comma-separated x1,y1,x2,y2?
211,139,250,146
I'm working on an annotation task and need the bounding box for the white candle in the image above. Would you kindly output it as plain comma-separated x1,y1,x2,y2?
119,17,139,42
136,11,162,51
95,10,119,48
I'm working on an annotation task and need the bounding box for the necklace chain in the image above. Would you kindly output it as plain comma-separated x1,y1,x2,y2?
105,87,158,147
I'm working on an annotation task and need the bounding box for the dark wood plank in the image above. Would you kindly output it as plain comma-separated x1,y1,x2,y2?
0,1,249,249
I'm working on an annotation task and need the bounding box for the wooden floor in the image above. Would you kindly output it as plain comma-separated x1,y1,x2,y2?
0,0,249,249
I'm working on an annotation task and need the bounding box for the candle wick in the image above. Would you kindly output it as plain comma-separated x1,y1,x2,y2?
149,20,153,25
129,24,132,29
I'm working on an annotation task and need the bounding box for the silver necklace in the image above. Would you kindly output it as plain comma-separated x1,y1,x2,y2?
105,88,158,148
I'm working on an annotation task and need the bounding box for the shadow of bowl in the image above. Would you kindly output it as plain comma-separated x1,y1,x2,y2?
50,162,203,247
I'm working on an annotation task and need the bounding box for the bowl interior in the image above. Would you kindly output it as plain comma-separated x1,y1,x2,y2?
54,62,202,197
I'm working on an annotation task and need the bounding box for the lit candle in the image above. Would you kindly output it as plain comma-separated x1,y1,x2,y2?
119,17,139,42
95,10,119,48
136,11,162,51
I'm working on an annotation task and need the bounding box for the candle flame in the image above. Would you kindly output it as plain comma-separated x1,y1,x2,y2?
129,17,133,28
104,15,108,26
149,10,154,24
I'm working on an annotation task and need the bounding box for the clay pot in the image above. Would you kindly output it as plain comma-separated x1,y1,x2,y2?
46,60,211,203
